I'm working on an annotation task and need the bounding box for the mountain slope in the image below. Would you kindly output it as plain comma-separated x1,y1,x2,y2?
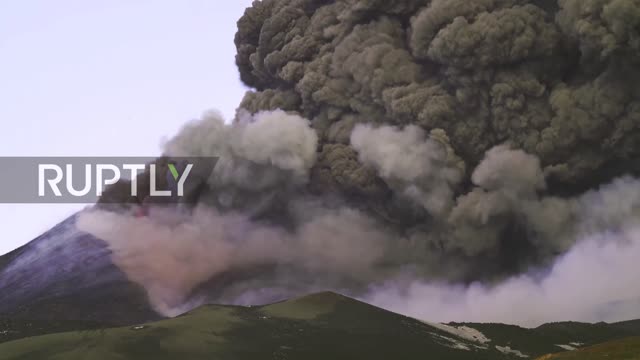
0,215,160,331
2,292,640,360
536,336,640,359
2,217,640,358
0,292,536,360
457,320,640,357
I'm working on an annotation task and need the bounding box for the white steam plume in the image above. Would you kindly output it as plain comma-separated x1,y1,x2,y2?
366,223,640,327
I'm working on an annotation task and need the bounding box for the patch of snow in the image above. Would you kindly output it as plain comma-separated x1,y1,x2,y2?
429,332,472,351
132,326,147,330
569,342,584,347
556,344,577,351
495,345,529,358
423,321,491,344
451,343,471,350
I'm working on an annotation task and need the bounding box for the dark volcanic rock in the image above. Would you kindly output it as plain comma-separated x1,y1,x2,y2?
0,215,161,326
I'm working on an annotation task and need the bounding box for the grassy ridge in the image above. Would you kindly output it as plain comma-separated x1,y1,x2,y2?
0,292,639,360
459,320,640,357
536,336,640,359
0,293,511,360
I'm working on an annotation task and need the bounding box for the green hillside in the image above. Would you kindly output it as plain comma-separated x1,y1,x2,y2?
0,292,527,360
0,292,639,360
457,320,640,357
536,336,640,359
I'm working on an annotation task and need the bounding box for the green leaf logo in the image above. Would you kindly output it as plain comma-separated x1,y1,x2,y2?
168,164,180,181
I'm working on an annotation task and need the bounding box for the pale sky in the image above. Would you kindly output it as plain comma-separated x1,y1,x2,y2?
0,0,254,255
